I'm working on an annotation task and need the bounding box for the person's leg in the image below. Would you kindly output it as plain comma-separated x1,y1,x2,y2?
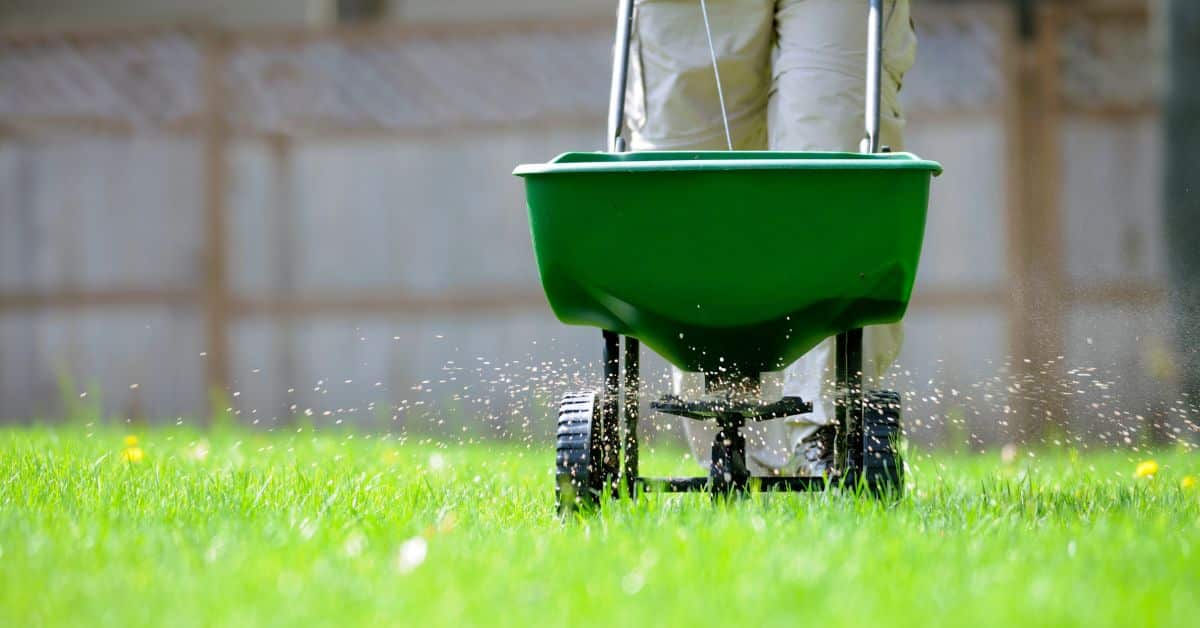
625,0,774,152
764,0,917,469
624,0,774,471
770,0,916,151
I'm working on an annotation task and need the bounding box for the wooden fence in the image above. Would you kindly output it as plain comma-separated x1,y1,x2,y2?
0,1,1178,445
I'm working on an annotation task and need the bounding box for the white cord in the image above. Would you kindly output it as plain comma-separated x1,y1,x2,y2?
699,0,733,151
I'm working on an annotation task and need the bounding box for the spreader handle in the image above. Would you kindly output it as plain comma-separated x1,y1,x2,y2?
864,0,884,154
607,0,636,153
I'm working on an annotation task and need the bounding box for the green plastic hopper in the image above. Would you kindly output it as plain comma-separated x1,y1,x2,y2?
514,151,942,377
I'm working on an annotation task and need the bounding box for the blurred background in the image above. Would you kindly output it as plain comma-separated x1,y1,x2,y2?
0,0,1196,449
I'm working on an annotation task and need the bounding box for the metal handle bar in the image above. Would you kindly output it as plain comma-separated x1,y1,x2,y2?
607,0,636,152
864,0,884,154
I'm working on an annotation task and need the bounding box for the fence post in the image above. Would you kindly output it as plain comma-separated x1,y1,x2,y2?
202,29,232,418
1005,4,1067,443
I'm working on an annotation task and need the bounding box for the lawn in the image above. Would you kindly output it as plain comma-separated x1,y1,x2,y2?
1,425,1197,627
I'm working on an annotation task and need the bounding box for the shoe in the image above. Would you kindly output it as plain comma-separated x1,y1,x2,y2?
796,425,837,477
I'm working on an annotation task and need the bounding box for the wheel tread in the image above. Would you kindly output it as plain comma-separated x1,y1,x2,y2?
554,390,610,516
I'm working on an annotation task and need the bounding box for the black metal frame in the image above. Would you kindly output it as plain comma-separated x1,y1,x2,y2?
602,328,864,495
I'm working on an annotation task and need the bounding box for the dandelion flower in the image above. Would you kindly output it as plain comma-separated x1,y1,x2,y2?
1134,459,1159,479
423,511,459,538
124,434,139,447
437,511,458,535
1182,476,1196,490
122,446,145,463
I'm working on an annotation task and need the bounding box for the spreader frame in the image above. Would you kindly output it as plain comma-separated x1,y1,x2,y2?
604,328,867,495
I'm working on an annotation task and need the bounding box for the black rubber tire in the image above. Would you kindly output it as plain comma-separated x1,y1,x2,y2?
862,390,904,497
555,391,615,515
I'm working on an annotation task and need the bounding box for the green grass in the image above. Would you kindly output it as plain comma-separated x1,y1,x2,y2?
1,426,1197,627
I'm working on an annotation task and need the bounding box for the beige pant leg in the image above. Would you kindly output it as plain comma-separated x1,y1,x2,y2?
761,0,917,470
624,0,773,151
769,0,916,151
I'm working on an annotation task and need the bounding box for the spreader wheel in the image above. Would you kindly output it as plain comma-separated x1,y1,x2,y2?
862,390,904,497
555,391,618,515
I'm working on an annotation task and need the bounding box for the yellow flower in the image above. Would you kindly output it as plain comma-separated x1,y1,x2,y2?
421,511,458,538
1182,476,1197,490
124,434,139,447
122,446,145,463
437,511,458,535
1134,459,1159,479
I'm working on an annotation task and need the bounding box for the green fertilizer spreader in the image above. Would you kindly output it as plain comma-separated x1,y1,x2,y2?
515,0,941,514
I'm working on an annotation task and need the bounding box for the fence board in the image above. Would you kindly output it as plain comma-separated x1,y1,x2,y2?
0,307,205,420
906,117,1008,289
1061,116,1164,283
